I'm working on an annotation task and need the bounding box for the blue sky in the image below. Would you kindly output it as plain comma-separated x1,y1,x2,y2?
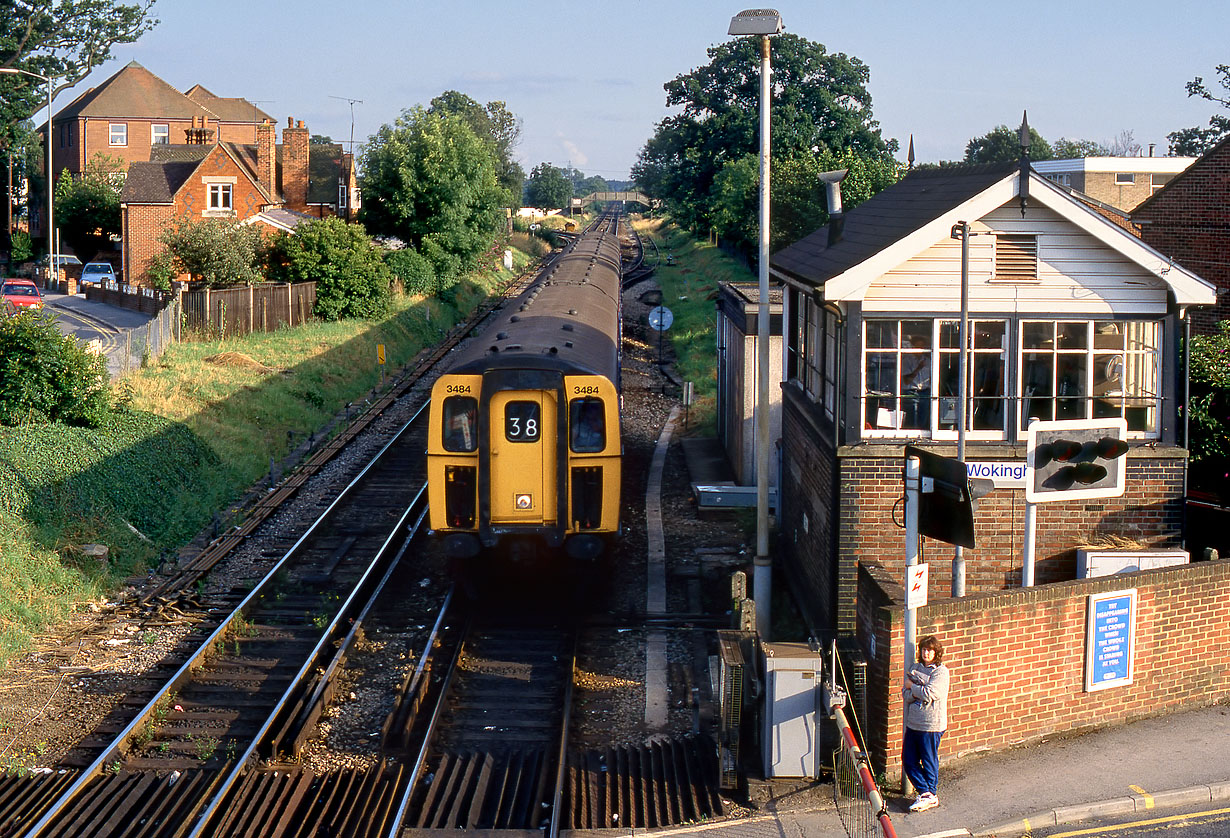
64,0,1229,179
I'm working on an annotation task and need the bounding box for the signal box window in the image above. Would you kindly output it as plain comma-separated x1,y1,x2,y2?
570,398,605,453
442,396,477,452
505,401,541,443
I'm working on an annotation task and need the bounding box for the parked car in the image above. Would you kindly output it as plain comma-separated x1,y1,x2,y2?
81,261,117,287
1,278,44,311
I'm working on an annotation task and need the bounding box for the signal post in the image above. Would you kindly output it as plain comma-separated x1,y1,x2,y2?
1023,418,1131,586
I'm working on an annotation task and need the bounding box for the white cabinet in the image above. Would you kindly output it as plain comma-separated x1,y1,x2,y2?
761,642,824,779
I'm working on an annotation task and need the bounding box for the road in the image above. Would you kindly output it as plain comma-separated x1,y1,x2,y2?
1028,802,1230,836
51,301,123,357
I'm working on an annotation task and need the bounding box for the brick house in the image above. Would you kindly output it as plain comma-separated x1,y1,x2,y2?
119,117,359,285
1131,135,1230,333
766,160,1215,637
1031,155,1196,212
49,61,274,181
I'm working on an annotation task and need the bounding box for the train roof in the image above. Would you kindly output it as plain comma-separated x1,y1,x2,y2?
445,220,623,381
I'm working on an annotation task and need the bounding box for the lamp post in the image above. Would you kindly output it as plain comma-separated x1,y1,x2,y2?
0,67,53,271
728,8,782,639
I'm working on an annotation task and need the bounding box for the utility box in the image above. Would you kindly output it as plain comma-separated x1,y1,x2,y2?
761,642,823,779
1076,549,1189,578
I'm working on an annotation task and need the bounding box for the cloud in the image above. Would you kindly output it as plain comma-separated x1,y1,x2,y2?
558,135,588,167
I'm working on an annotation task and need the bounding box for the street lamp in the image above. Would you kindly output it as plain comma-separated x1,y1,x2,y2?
0,67,54,274
728,8,782,640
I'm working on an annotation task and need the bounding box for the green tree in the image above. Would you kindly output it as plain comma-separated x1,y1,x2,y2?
158,218,266,288
964,124,1053,163
1051,137,1110,158
525,163,572,210
429,91,525,207
1186,321,1230,498
267,217,391,320
707,150,901,253
633,33,896,247
0,310,110,426
1168,64,1230,156
54,152,124,258
359,106,504,284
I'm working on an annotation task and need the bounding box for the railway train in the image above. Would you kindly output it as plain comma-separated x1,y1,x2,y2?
426,211,624,565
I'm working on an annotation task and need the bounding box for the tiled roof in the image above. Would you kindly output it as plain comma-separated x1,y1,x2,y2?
55,61,210,122
771,162,1017,287
184,84,274,123
121,159,203,203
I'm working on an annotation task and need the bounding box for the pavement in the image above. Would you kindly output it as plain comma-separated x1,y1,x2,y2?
40,289,162,378
605,701,1230,838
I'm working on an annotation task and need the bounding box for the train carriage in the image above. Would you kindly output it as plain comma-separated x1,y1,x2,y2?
427,213,624,563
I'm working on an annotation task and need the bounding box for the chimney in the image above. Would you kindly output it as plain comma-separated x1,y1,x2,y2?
819,168,848,247
283,117,310,210
257,119,276,196
1149,143,1155,157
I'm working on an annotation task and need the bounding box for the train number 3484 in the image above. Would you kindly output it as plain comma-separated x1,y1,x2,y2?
572,385,601,395
445,384,472,394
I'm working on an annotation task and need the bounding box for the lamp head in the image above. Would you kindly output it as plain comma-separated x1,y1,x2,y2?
728,8,783,35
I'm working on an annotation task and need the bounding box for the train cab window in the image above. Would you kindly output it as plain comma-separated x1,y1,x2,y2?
442,396,478,452
504,401,541,442
570,398,605,453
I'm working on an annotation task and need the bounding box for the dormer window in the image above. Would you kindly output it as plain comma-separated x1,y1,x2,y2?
994,234,1038,281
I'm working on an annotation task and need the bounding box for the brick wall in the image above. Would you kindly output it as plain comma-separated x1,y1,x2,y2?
855,557,1230,779
779,426,1187,635
283,118,310,212
1133,139,1230,333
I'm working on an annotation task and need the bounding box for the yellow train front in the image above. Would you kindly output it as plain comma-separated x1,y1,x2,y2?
427,214,623,565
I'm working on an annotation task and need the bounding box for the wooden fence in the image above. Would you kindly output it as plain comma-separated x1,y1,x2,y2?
181,282,317,336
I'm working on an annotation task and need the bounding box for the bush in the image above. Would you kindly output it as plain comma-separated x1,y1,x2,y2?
1187,321,1230,494
159,218,267,287
267,217,392,320
10,231,33,263
385,247,437,295
0,312,111,427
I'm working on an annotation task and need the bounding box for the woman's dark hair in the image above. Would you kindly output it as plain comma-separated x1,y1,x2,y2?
917,635,944,665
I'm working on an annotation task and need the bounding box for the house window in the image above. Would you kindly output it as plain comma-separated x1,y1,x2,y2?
936,319,1008,437
1044,173,1071,187
109,123,127,146
994,234,1038,281
795,298,840,421
1150,173,1170,193
208,183,233,212
58,123,69,148
1115,172,1135,185
338,180,348,210
1019,320,1160,435
864,319,933,432
152,124,169,145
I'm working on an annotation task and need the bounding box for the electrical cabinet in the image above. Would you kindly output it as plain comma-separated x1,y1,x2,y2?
1076,549,1188,579
761,642,824,779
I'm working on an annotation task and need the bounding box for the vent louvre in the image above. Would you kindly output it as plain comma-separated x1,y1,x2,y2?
995,234,1038,280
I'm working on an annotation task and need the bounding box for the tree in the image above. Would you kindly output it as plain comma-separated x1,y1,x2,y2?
1168,63,1230,156
1051,137,1110,158
359,106,504,284
1107,129,1141,157
310,134,334,145
525,163,572,210
632,33,897,248
0,309,110,426
158,218,266,287
54,152,124,258
267,217,391,320
1,0,159,147
964,124,1053,163
428,91,525,207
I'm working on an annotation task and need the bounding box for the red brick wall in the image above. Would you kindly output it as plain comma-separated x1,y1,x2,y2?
122,203,175,284
855,557,1230,779
1133,140,1230,333
283,119,309,212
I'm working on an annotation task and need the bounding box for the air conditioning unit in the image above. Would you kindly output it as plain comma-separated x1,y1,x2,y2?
1076,549,1189,579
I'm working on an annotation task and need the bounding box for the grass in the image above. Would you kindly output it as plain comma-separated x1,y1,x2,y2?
631,215,756,436
0,244,537,669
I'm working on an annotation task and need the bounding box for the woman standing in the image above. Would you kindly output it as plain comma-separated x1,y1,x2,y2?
902,635,950,812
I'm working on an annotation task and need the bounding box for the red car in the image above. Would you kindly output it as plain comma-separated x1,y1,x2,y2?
1,278,43,311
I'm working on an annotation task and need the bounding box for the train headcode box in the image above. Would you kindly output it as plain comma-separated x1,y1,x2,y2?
1084,588,1137,692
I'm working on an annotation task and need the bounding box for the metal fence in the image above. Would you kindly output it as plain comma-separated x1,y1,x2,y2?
181,282,316,337
829,643,897,838
109,298,182,377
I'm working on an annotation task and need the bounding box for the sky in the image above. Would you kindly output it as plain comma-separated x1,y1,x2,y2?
60,0,1230,180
